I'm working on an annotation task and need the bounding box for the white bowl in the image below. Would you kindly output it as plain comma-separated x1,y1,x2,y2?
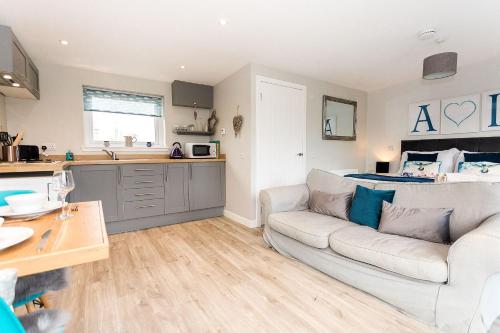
5,193,47,213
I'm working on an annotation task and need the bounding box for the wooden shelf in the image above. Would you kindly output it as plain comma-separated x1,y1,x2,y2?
173,130,214,136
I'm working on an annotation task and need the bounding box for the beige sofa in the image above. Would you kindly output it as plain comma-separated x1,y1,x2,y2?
260,169,500,333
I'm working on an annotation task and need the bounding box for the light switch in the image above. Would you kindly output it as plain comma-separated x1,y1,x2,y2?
220,128,226,136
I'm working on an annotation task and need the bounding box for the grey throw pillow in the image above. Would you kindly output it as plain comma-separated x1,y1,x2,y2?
378,201,453,244
309,190,352,220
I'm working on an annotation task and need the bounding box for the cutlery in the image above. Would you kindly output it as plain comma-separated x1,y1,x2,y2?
37,229,52,252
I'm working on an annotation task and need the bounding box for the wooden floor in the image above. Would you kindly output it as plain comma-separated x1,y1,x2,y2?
53,217,434,333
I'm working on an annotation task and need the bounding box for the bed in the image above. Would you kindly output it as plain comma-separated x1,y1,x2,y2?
344,136,500,183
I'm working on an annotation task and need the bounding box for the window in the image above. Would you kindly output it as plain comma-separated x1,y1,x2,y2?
83,86,165,148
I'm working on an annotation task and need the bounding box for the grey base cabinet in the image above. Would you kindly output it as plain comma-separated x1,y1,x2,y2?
70,161,225,234
70,165,119,222
165,163,189,214
189,163,225,210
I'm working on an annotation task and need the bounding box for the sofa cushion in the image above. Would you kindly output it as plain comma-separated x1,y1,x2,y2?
268,211,355,249
307,169,375,195
374,182,500,241
349,185,395,229
309,190,352,220
329,226,449,282
378,201,454,244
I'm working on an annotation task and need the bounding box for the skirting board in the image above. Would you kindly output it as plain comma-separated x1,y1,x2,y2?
224,210,260,228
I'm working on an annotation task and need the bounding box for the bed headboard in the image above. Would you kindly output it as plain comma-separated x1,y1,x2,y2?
401,136,500,154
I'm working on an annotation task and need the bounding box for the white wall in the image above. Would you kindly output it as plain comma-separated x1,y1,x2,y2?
366,57,500,172
212,65,253,222
5,62,209,155
214,63,367,223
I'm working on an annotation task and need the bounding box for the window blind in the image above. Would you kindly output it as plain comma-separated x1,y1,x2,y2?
83,86,163,117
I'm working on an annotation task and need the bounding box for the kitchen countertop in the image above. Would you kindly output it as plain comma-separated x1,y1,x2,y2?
0,156,226,174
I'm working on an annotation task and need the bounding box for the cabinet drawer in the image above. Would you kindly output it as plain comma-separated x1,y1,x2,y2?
121,187,164,201
122,175,164,189
121,164,164,176
121,199,165,220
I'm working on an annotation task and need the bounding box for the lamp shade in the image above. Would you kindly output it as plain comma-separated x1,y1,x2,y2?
422,52,457,80
376,161,390,173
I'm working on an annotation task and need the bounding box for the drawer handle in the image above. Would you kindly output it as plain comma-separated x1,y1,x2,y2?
134,193,156,196
134,168,154,171
136,204,156,209
135,181,154,184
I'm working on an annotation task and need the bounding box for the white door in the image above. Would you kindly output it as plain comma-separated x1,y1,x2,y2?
256,76,307,222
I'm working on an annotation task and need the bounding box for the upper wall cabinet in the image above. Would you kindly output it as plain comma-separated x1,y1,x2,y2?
171,80,213,109
0,25,40,100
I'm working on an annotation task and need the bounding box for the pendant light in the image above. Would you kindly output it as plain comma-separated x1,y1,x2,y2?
422,52,458,80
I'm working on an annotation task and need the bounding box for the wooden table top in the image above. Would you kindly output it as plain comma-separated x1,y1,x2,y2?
0,201,109,277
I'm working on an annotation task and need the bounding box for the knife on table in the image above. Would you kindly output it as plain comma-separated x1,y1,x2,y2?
37,229,52,252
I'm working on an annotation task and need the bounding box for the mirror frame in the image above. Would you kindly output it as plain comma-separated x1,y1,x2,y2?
322,95,357,141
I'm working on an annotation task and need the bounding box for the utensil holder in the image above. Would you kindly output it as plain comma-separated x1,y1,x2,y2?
2,146,19,162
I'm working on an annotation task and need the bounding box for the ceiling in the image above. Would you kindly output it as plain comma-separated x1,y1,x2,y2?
1,0,500,91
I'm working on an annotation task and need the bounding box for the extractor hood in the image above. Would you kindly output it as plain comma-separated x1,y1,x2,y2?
0,25,40,100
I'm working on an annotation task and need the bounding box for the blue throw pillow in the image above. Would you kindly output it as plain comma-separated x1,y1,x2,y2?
349,185,395,229
0,190,35,206
464,152,500,163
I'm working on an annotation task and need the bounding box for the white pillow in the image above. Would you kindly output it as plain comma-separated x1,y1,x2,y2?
398,148,460,174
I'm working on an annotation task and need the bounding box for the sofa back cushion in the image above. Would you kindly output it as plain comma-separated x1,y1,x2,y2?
307,169,375,195
374,182,500,241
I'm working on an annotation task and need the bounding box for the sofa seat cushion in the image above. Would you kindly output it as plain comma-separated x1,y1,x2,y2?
329,226,449,283
268,211,355,249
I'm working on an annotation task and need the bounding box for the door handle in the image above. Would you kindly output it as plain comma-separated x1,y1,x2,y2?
135,180,153,184
134,193,156,197
134,168,154,172
297,153,303,156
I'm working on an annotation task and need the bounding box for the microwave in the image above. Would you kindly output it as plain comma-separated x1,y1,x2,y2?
184,143,217,159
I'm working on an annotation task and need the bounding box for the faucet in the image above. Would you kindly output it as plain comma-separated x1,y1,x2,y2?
102,149,119,160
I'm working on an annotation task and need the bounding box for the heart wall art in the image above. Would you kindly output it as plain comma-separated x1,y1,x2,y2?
440,94,480,134
408,90,500,136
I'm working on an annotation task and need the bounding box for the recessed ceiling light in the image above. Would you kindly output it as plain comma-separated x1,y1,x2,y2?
180,65,186,70
219,18,227,26
59,40,69,46
12,82,20,87
2,74,12,80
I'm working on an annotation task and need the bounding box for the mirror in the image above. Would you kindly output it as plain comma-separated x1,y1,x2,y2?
322,95,357,141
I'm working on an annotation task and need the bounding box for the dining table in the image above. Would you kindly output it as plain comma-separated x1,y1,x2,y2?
0,200,109,277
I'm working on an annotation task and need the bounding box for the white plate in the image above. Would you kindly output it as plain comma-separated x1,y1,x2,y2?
0,201,63,219
0,227,34,250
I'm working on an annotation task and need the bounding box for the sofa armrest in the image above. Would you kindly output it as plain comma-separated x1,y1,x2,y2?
436,214,500,332
259,184,309,226
447,213,500,284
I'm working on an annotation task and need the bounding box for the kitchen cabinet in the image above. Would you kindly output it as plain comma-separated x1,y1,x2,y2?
171,80,213,109
69,161,225,234
165,163,189,214
188,162,225,210
0,25,40,100
70,165,119,222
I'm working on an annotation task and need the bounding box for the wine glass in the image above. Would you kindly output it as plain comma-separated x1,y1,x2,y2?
52,170,75,220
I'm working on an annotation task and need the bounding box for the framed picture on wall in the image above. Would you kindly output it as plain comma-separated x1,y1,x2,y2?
408,100,440,136
440,94,480,135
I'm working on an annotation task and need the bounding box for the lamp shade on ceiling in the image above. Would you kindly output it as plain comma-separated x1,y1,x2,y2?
422,52,458,80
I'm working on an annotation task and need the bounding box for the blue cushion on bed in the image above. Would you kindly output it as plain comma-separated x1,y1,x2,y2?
407,153,438,162
0,190,35,206
464,152,500,163
349,185,395,229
